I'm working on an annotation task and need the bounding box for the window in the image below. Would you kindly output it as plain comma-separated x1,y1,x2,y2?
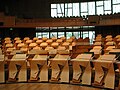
66,32,73,39
88,2,95,15
58,32,65,38
112,0,120,13
113,0,120,4
73,3,80,16
57,4,64,17
104,0,111,14
65,3,73,17
50,32,57,38
113,5,120,13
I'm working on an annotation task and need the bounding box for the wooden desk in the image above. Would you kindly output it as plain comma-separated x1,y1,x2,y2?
71,54,92,85
8,54,27,82
0,55,5,83
92,54,116,89
50,54,70,83
28,54,48,82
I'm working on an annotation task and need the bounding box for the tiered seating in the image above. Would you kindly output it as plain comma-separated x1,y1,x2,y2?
1,35,120,89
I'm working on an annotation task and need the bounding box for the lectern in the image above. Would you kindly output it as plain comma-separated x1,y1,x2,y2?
93,54,116,89
71,53,93,85
50,50,70,83
8,54,27,82
27,50,48,82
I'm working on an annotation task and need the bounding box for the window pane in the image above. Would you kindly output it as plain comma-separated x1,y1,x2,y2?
66,32,72,39
113,0,120,4
51,4,57,8
104,10,111,14
42,32,49,38
73,32,80,39
83,32,88,39
81,2,88,12
104,0,111,10
81,13,88,17
65,8,72,17
57,4,64,15
51,9,57,17
113,5,120,13
50,32,57,38
97,6,104,15
73,3,79,16
65,3,72,8
96,1,103,6
58,32,65,38
88,2,95,15
89,31,95,44
36,32,42,38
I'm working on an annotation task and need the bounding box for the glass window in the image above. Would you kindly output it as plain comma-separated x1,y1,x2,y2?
81,2,88,12
36,32,42,38
97,6,104,15
113,5,120,13
96,1,103,6
88,2,95,15
82,31,89,39
65,3,73,17
50,32,57,38
58,32,65,38
73,3,79,16
104,0,111,10
104,10,111,14
81,13,88,17
113,0,120,4
66,32,73,39
73,32,80,39
51,9,57,17
57,4,64,17
42,32,49,38
89,31,95,44
51,4,57,8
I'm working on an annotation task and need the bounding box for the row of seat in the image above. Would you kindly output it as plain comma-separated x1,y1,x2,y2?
0,48,120,89
90,34,120,59
2,36,77,55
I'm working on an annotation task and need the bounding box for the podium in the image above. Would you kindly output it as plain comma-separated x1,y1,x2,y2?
27,50,48,82
109,49,120,89
8,54,27,82
92,54,116,89
71,54,93,85
50,50,70,83
0,55,5,83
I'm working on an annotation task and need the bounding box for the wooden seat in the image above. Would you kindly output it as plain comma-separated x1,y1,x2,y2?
46,39,53,45
14,37,21,41
42,37,48,42
71,53,93,85
40,42,48,50
36,39,43,45
90,46,102,59
92,54,116,89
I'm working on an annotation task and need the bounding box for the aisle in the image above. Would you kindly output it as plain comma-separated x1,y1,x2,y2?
0,83,104,90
